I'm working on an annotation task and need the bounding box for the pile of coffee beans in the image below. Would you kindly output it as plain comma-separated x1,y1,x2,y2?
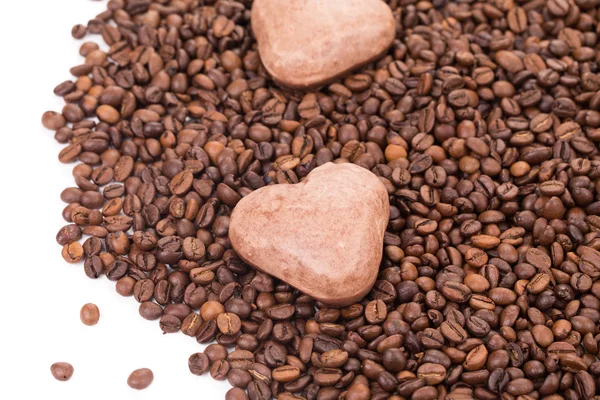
43,0,600,398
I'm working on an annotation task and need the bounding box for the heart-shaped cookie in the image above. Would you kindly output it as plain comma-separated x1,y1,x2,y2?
251,0,396,89
229,163,390,306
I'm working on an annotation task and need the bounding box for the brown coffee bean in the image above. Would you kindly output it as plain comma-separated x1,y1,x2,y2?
42,111,67,130
217,312,242,335
365,300,387,324
417,363,446,385
62,242,84,263
440,281,472,303
127,368,153,390
80,303,100,326
272,365,301,383
441,320,467,343
320,349,348,368
139,301,163,320
50,362,74,381
116,276,136,296
201,301,225,321
188,352,210,376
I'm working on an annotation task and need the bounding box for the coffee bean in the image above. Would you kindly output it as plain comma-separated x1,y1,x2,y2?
181,313,201,337
440,320,467,343
488,368,509,394
365,299,387,324
188,353,210,376
50,362,74,381
211,360,230,381
201,301,225,321
225,388,249,400
62,242,84,263
159,315,181,333
272,366,301,383
217,312,242,335
80,303,100,326
227,369,252,388
506,378,534,396
440,281,472,303
56,224,82,245
127,368,153,390
133,279,154,303
139,301,163,320
313,368,342,386
116,276,135,296
416,363,446,385
320,349,348,368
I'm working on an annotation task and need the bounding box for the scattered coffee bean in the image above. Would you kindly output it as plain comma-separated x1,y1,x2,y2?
127,368,153,390
50,362,74,382
80,303,99,326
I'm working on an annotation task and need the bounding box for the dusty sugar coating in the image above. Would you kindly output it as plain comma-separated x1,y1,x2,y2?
251,0,395,89
230,163,390,306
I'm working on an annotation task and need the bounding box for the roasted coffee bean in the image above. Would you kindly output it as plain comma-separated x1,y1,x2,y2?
80,303,100,326
209,355,230,380
181,313,202,337
272,366,301,383
62,242,84,263
225,388,249,400
127,368,153,390
416,363,446,385
133,279,155,303
205,344,229,364
56,224,82,245
227,369,252,388
217,312,242,335
488,368,509,394
50,362,74,382
441,320,467,343
365,300,387,324
139,301,163,321
189,352,210,376
159,315,181,334
83,255,103,279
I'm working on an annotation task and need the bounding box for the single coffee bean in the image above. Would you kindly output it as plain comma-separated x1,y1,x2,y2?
225,388,249,400
56,224,82,245
80,303,100,326
488,368,509,394
50,362,74,381
211,360,230,381
440,320,467,343
127,368,153,390
188,352,210,376
201,301,225,321
62,242,84,263
139,301,163,320
272,365,301,383
365,300,387,324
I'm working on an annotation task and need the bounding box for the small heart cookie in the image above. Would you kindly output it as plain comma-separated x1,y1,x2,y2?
252,0,396,89
229,163,390,306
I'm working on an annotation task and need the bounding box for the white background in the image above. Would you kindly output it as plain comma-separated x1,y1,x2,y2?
0,1,229,398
